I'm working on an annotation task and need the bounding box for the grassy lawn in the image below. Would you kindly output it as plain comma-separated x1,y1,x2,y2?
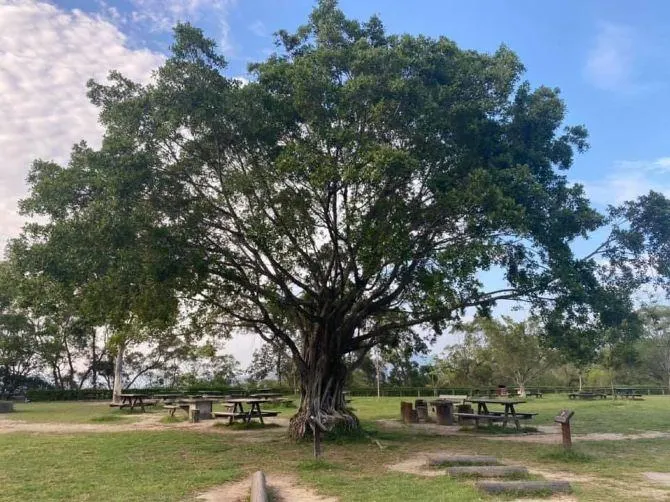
1,395,669,501
5,401,151,424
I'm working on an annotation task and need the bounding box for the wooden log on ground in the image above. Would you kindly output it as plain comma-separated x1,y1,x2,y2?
476,480,571,495
447,465,528,478
426,454,498,467
0,401,14,413
250,471,268,502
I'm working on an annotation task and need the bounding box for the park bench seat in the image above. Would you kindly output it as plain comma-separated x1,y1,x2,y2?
213,411,280,419
569,392,607,399
485,411,538,418
455,413,535,421
437,394,469,402
213,411,249,419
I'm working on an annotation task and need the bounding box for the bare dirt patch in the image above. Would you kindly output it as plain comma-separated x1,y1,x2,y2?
0,413,163,434
377,419,670,445
644,472,670,486
386,455,446,477
389,452,670,501
195,473,338,502
529,467,670,500
0,414,289,436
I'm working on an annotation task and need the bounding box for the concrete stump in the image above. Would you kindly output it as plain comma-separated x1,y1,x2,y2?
415,399,428,422
435,401,454,425
189,408,200,423
400,401,414,424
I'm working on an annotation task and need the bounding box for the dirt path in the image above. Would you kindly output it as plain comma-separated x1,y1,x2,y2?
0,414,288,435
376,419,670,444
386,452,670,501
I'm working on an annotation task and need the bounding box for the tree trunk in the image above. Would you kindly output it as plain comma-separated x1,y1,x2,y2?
112,343,126,404
517,382,526,397
91,332,97,390
375,356,381,399
578,373,583,392
288,343,359,439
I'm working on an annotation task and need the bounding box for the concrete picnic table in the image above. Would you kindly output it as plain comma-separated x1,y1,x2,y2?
174,398,215,419
213,398,279,424
460,398,534,430
115,393,151,412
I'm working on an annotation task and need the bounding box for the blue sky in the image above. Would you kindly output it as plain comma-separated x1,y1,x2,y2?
44,0,670,210
2,0,669,363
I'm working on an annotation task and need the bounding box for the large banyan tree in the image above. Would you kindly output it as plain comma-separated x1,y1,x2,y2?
19,1,670,438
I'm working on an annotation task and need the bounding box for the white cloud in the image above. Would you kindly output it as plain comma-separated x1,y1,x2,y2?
584,22,635,91
580,157,670,206
249,19,266,37
615,157,670,174
0,0,164,251
109,0,237,55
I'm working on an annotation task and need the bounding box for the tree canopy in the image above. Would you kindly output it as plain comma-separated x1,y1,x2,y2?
14,0,670,437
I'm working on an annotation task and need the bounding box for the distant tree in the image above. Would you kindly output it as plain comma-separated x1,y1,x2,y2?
638,306,670,390
247,340,298,388
179,345,240,386
383,331,429,387
440,332,493,388
465,317,558,395
0,263,41,399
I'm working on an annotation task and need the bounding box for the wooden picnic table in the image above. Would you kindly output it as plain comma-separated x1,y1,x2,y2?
461,398,534,431
115,393,151,412
214,398,279,425
613,388,644,400
249,393,283,399
568,391,607,400
153,393,185,401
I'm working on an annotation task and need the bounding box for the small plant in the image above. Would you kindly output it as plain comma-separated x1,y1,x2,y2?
297,459,339,472
539,447,594,463
160,415,186,424
90,415,125,423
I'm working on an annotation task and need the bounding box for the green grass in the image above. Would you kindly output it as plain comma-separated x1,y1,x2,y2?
6,401,152,423
159,414,187,424
539,446,594,463
2,394,670,501
0,432,240,502
89,414,126,423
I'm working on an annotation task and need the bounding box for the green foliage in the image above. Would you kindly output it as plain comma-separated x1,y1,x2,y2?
12,0,670,422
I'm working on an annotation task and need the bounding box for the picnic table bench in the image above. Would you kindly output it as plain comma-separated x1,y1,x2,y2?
455,398,535,431
213,398,280,425
568,392,607,400
110,394,153,412
524,390,543,398
614,388,644,400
